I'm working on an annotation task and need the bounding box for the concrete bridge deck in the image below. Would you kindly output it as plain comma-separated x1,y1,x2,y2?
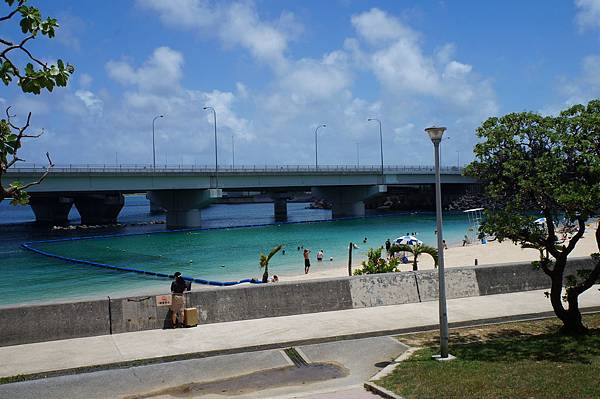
2,164,477,228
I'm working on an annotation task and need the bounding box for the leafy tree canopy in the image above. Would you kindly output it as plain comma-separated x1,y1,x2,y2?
1,0,74,94
465,99,600,333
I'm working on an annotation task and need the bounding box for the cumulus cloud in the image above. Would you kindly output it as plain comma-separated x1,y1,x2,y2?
351,8,497,116
13,5,502,166
106,47,184,92
75,90,104,115
351,8,418,44
137,0,293,69
575,0,600,31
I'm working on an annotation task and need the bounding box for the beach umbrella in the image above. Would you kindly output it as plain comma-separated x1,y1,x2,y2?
394,235,423,246
534,217,546,225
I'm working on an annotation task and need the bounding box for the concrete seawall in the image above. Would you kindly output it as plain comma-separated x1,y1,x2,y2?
1,257,597,347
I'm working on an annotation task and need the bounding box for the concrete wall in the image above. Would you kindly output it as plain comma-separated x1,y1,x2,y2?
0,300,110,347
1,258,597,346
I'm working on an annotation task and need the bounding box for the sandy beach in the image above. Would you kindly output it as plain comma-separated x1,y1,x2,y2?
280,225,599,282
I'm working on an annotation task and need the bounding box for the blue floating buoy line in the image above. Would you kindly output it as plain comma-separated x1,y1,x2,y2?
21,240,264,287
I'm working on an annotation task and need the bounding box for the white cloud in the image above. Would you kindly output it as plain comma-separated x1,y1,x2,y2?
219,2,289,69
351,8,497,116
75,90,104,115
137,1,293,69
575,0,600,31
106,47,184,92
351,8,418,44
135,0,217,30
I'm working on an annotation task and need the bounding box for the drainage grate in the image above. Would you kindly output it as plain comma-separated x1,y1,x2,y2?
284,347,309,367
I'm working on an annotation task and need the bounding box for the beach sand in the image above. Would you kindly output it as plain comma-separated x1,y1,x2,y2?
279,225,599,282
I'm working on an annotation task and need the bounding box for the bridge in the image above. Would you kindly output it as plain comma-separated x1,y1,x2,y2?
3,164,477,228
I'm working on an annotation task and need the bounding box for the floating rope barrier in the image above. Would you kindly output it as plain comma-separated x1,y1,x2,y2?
20,211,430,287
21,241,264,286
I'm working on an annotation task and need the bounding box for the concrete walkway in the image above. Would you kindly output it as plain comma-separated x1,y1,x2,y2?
2,285,599,379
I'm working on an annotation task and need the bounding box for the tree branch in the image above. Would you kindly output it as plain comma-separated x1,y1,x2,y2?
564,217,587,254
9,152,54,192
0,1,24,22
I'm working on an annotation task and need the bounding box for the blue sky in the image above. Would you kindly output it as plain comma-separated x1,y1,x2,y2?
3,0,600,167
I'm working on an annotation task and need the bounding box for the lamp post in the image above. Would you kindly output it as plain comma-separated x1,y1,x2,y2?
425,125,452,360
356,142,360,167
456,150,460,170
367,118,384,175
314,124,326,169
232,134,235,169
152,114,164,170
203,106,218,187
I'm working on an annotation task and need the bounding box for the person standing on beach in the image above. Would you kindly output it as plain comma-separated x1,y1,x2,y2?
385,238,391,253
170,272,187,328
303,248,311,274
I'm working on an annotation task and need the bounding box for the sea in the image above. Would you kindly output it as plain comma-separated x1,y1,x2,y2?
0,195,473,307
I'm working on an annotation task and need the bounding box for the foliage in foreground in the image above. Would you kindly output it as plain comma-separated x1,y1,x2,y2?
465,99,600,334
1,0,74,204
379,314,600,399
389,243,438,271
259,244,283,283
353,247,400,275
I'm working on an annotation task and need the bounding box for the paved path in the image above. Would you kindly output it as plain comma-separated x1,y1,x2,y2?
1,286,599,379
0,337,398,399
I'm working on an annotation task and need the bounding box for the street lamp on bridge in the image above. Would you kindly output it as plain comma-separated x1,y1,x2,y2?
367,118,384,176
152,114,164,171
203,106,218,187
314,124,326,170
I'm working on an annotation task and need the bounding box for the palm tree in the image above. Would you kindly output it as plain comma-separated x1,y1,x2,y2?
260,244,283,283
390,243,438,271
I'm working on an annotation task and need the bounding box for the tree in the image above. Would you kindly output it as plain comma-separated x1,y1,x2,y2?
465,99,600,334
0,0,74,204
390,243,438,271
260,244,283,283
353,247,400,275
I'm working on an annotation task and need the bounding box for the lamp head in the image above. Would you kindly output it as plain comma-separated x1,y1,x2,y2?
159,115,164,118
322,124,326,127
425,126,446,142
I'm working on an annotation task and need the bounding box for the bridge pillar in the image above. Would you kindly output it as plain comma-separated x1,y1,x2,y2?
29,194,74,226
269,193,290,222
145,192,165,214
313,185,387,218
74,193,124,225
148,189,222,229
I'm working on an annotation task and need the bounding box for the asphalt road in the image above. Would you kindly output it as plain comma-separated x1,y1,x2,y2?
0,336,405,399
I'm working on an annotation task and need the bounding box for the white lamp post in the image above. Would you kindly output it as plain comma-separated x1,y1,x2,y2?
367,118,384,175
152,114,163,170
203,106,218,187
314,124,326,169
425,125,453,360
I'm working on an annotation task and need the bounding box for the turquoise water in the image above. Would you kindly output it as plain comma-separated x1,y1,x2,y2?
0,198,472,307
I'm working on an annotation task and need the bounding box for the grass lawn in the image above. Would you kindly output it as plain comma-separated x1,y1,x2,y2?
377,313,600,399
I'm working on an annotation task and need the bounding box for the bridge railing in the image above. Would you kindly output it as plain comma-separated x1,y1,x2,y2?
6,164,464,174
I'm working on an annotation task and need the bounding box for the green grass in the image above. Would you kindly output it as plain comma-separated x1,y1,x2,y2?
378,313,600,399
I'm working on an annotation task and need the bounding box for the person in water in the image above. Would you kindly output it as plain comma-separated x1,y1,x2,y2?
303,248,311,274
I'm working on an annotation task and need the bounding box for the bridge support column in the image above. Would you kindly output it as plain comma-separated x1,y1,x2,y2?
29,195,74,226
145,192,165,214
313,185,387,218
148,189,222,229
74,193,124,225
269,193,289,222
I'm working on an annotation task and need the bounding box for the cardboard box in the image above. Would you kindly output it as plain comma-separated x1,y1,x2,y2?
184,307,199,327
